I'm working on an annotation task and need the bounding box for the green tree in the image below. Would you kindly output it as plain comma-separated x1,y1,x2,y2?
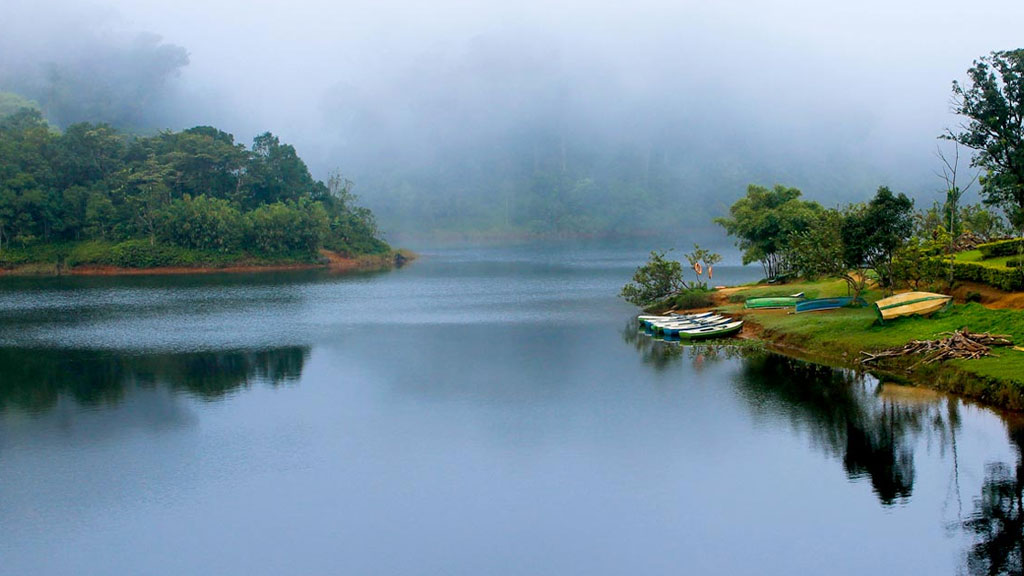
319,172,389,255
715,184,822,280
159,194,245,252
949,49,1024,228
245,200,329,254
960,203,1012,240
850,187,915,289
891,236,948,291
240,133,317,209
787,208,870,301
0,92,43,120
620,250,688,308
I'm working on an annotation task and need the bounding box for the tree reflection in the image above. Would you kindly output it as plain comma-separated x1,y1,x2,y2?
961,421,1024,575
0,346,309,413
734,354,956,506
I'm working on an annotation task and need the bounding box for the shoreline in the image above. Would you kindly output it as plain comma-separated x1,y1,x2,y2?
0,249,415,278
660,284,1024,412
733,309,1023,412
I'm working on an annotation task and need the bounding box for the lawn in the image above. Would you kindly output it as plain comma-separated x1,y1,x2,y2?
719,280,1024,405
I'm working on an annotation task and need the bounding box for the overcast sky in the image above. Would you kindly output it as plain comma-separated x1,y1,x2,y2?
5,0,1024,213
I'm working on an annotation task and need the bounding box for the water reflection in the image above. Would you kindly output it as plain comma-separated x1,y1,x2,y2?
624,321,1024,573
620,320,684,372
625,328,960,506
736,354,952,505
0,346,309,413
961,422,1024,575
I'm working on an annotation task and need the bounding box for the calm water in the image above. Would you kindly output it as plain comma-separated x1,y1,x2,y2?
1,244,1022,575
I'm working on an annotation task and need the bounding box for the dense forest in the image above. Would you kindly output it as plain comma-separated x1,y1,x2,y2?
0,103,389,269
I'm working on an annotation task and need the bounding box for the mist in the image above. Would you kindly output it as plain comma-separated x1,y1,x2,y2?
4,0,1023,242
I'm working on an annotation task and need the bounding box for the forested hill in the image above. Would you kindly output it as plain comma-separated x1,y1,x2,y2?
0,107,390,269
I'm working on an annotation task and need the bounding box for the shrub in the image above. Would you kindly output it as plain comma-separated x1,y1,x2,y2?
953,261,1024,291
667,289,715,310
245,200,328,255
108,240,182,268
978,238,1024,259
159,195,245,253
620,251,687,307
965,291,983,303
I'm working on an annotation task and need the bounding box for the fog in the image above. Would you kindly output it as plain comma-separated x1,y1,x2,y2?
3,0,1023,241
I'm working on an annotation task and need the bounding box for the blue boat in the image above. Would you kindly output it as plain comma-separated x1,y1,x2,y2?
794,297,866,313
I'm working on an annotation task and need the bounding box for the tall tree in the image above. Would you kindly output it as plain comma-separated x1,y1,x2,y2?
240,133,316,209
850,187,915,289
949,49,1024,228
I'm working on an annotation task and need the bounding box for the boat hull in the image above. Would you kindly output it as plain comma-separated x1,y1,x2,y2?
873,292,952,323
657,318,731,337
677,320,744,340
744,297,803,309
794,297,866,313
638,312,713,329
649,316,728,335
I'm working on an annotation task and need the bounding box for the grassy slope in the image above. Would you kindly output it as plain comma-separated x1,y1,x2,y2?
720,279,1024,408
954,249,1018,267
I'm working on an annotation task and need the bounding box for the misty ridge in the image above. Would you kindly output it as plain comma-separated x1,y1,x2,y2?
3,0,1023,244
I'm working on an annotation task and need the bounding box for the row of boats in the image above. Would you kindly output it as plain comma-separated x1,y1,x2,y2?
637,312,744,340
743,290,952,322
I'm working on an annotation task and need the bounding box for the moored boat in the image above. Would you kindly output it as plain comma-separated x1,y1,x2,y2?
794,297,866,313
873,291,951,323
676,320,744,340
653,316,731,336
638,311,714,329
744,296,804,309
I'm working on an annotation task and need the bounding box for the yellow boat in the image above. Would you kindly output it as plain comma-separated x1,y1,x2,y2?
873,291,951,323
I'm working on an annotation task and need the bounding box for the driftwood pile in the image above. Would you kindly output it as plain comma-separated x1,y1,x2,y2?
860,329,1013,370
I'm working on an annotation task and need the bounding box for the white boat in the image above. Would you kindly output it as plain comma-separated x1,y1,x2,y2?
650,314,727,330
653,316,731,336
676,320,744,340
638,311,714,329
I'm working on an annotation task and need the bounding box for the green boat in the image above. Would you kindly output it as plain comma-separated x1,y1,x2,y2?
743,296,804,309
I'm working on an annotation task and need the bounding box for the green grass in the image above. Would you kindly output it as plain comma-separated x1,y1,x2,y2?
722,279,1024,408
726,278,870,303
955,249,1018,268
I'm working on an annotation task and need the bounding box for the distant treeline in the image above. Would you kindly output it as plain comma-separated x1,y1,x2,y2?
0,107,389,264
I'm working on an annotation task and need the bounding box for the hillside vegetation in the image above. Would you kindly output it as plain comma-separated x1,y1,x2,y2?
0,107,390,270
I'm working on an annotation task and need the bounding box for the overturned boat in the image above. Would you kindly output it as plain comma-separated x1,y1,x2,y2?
873,291,951,323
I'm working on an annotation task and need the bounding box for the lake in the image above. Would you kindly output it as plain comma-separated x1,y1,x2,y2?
1,243,1021,575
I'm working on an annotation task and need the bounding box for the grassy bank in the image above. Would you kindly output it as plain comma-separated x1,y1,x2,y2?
714,280,1024,410
0,240,413,276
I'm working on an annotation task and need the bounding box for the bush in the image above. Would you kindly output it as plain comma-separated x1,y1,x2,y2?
665,289,714,310
107,240,183,268
1007,257,1024,268
953,261,1024,291
978,238,1024,259
245,200,328,255
620,250,687,307
159,195,245,253
965,291,983,303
